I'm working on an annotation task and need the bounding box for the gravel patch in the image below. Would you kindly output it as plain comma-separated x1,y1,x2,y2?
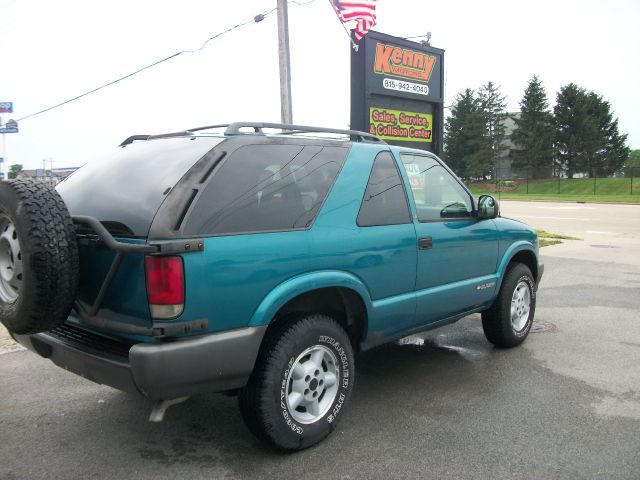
0,323,24,354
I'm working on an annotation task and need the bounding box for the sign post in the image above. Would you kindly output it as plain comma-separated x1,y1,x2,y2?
350,31,444,155
0,102,17,181
1,134,6,181
277,0,293,124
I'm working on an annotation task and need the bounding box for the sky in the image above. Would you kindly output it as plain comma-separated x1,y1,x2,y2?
0,0,639,172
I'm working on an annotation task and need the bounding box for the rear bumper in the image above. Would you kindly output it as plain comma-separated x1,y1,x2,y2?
13,323,267,400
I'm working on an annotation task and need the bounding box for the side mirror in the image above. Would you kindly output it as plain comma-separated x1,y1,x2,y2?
477,195,499,219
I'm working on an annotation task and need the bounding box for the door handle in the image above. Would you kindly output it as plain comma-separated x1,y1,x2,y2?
418,236,432,250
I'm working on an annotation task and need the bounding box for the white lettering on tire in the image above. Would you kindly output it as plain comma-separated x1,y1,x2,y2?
280,357,304,435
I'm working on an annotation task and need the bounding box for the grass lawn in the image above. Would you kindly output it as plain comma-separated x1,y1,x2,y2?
539,239,562,247
468,177,640,203
536,230,582,248
537,230,582,241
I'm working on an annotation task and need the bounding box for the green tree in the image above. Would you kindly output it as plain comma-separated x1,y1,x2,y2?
444,88,475,176
510,75,554,178
8,164,23,179
584,92,629,177
623,149,640,177
554,84,629,178
554,83,591,178
477,81,508,177
444,89,487,179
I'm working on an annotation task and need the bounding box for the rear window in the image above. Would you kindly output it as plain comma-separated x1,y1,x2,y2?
183,143,349,236
57,136,224,237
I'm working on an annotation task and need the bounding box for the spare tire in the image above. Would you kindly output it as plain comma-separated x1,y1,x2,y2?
0,180,78,334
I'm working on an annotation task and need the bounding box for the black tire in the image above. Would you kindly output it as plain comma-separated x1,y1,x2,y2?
0,180,79,334
239,314,355,451
481,263,536,348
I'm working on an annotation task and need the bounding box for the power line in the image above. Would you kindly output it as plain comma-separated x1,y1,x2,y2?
16,6,283,122
16,0,320,122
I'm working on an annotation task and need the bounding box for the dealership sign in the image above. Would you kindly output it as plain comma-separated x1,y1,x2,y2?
351,31,444,154
369,108,432,142
0,102,13,113
374,43,437,84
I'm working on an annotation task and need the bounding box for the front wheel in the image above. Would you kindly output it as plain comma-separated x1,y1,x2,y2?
239,314,355,451
482,263,536,348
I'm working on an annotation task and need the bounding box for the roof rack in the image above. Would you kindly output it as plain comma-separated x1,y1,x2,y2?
187,122,384,143
188,124,230,133
119,131,198,147
224,122,385,144
119,134,151,146
119,122,385,146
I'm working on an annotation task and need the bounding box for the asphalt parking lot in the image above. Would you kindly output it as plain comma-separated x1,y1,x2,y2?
1,201,639,480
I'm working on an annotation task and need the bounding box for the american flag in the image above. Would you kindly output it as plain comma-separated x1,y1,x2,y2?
332,0,378,42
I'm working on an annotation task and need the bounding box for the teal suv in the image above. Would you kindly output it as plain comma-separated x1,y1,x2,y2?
0,122,543,450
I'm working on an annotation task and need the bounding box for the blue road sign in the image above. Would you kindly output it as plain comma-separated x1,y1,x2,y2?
0,102,13,113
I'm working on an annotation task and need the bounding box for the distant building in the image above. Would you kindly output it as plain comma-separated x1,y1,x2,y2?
495,113,524,179
16,167,79,186
496,113,553,180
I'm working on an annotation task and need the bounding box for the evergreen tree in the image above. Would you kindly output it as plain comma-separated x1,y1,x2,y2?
554,83,591,178
476,81,508,178
555,84,629,178
444,89,486,179
585,92,629,176
510,75,554,178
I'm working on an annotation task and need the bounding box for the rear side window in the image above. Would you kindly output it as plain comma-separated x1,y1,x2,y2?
184,144,348,236
357,151,411,227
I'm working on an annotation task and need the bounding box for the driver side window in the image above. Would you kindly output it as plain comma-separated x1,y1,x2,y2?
400,154,472,222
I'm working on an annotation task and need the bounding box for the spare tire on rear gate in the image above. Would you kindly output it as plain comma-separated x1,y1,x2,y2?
0,180,79,334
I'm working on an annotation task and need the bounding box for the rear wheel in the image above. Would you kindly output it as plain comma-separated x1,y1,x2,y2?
0,180,78,334
481,263,536,348
239,314,354,451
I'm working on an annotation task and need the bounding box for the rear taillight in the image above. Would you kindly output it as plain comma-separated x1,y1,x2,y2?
145,255,185,319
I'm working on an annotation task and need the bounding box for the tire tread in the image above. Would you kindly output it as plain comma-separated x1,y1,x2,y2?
239,314,352,450
481,263,535,348
0,180,78,334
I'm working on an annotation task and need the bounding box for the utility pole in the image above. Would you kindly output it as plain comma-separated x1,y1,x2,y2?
1,133,6,180
277,0,293,124
1,114,5,181
49,158,54,185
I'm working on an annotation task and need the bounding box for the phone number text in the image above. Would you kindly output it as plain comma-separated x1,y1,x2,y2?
382,78,430,96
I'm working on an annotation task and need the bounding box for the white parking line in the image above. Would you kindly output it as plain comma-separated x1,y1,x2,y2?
512,215,582,220
537,206,594,210
586,231,613,234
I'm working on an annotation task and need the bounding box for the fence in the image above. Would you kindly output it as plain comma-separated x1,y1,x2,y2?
468,167,640,197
